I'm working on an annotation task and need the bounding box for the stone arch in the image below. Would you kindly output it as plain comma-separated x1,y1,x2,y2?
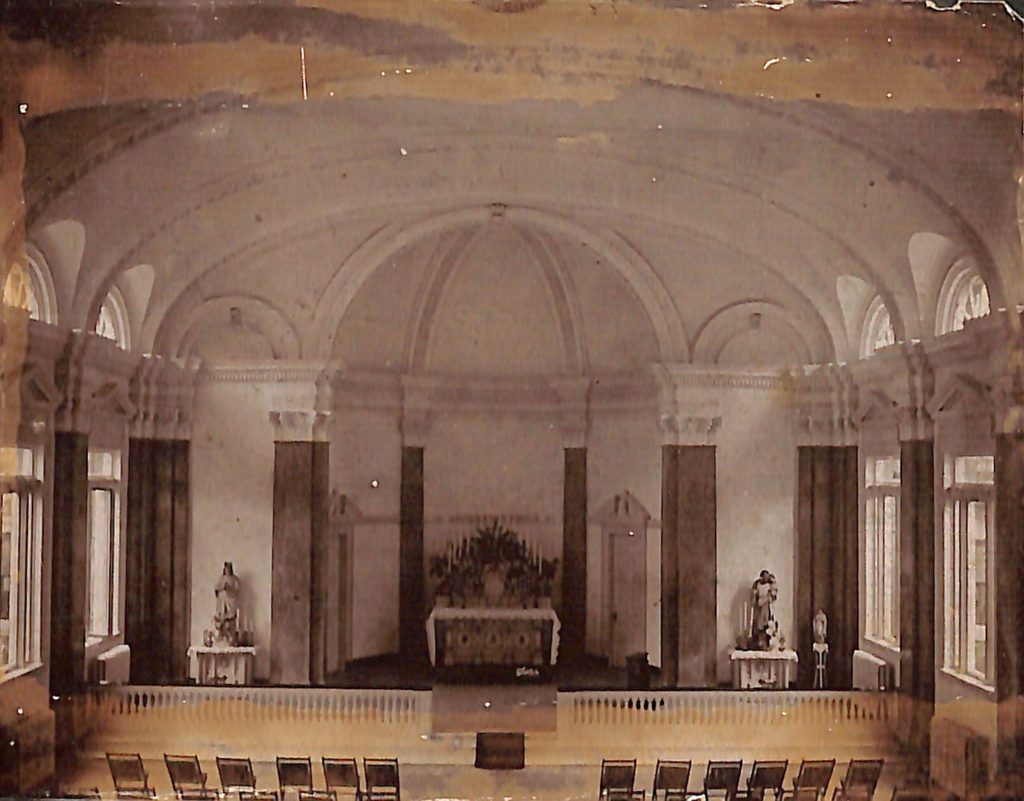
307,204,688,362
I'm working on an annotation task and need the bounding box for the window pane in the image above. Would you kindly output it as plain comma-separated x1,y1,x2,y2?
882,494,897,642
955,456,995,485
88,451,119,481
871,458,901,486
88,489,112,636
967,500,987,678
0,492,17,668
865,497,876,637
0,447,33,478
111,497,121,637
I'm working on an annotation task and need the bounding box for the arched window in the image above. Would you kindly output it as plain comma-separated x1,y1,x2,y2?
95,288,130,350
3,253,55,324
937,263,990,336
860,296,896,359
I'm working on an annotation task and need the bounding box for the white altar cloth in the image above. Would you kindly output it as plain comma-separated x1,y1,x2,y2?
426,606,560,666
729,648,798,689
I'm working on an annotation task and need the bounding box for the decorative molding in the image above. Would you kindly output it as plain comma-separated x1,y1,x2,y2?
792,364,858,446
269,409,330,442
658,413,722,447
199,362,332,384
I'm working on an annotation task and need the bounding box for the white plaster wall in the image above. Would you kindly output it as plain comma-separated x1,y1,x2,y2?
586,409,662,663
423,415,564,554
715,387,797,684
190,381,275,680
330,410,402,661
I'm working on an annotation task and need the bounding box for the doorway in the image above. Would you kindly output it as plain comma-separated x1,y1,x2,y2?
608,528,647,667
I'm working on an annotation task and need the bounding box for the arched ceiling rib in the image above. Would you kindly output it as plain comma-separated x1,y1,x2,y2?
24,89,1020,367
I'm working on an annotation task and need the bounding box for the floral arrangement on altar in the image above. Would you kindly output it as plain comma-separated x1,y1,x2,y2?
429,520,559,609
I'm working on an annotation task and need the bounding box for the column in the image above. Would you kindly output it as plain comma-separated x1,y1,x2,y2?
124,437,193,683
899,436,936,770
399,445,426,663
49,430,89,694
659,414,720,687
269,385,330,686
554,378,590,669
996,430,1024,779
795,445,858,689
560,447,587,666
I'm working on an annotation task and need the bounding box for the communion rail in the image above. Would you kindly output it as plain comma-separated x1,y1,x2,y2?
71,685,898,767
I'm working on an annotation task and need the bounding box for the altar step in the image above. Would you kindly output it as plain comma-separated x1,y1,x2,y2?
432,684,557,734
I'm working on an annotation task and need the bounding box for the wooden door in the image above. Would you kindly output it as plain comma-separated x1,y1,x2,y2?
609,529,647,667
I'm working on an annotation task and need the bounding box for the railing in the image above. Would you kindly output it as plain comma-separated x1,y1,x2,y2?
85,684,431,727
560,689,894,727
69,685,899,766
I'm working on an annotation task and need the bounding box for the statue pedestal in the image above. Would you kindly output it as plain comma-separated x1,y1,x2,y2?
729,649,798,689
188,645,256,685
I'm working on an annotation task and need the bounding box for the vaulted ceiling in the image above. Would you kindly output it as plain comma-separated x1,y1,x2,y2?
8,0,1022,374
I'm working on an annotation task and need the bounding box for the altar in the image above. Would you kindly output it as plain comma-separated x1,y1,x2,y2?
729,649,798,689
427,606,560,670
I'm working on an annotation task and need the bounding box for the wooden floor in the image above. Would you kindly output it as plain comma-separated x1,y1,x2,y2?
64,757,915,801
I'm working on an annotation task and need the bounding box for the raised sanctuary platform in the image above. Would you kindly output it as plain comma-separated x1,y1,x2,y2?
431,684,558,734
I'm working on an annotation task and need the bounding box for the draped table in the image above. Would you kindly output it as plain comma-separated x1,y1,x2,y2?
426,606,560,670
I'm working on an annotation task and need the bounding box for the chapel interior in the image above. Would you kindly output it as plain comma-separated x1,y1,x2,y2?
0,1,1023,799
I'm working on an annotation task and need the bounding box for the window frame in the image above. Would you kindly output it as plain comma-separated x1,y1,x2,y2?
941,453,996,689
86,449,123,643
863,455,901,649
860,296,896,359
936,261,991,337
0,446,43,680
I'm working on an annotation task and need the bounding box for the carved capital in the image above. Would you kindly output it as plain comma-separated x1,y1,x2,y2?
659,413,721,446
550,377,590,447
270,409,331,442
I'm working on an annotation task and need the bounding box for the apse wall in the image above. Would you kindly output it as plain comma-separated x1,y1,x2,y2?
715,386,797,684
190,380,276,680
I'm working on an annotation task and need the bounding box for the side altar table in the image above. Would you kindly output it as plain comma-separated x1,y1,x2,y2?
729,649,798,689
427,607,560,670
188,645,256,686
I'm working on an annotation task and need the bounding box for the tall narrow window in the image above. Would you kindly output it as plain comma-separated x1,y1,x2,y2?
0,447,42,676
860,297,896,359
87,450,122,640
937,262,991,337
943,454,995,686
95,288,130,350
864,456,900,646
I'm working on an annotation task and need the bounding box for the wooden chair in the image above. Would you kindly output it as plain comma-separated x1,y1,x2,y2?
832,760,883,801
889,792,935,801
652,760,691,800
106,752,157,799
278,756,332,800
165,754,219,800
363,758,400,801
600,759,638,800
703,760,743,801
322,758,362,801
787,760,836,801
739,761,788,800
216,756,278,801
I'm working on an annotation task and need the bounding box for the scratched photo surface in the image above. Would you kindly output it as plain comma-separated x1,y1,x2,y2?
0,1,1022,799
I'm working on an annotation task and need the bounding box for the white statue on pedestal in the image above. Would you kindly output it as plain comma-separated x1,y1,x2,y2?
213,562,241,646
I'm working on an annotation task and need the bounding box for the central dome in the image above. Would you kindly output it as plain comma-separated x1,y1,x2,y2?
331,217,660,377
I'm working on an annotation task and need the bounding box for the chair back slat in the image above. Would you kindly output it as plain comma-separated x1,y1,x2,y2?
653,760,691,798
795,760,836,792
704,760,743,794
844,759,884,794
601,759,638,794
107,753,150,792
364,757,400,798
748,760,788,794
324,757,361,793
278,757,314,790
218,756,257,791
165,754,206,791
